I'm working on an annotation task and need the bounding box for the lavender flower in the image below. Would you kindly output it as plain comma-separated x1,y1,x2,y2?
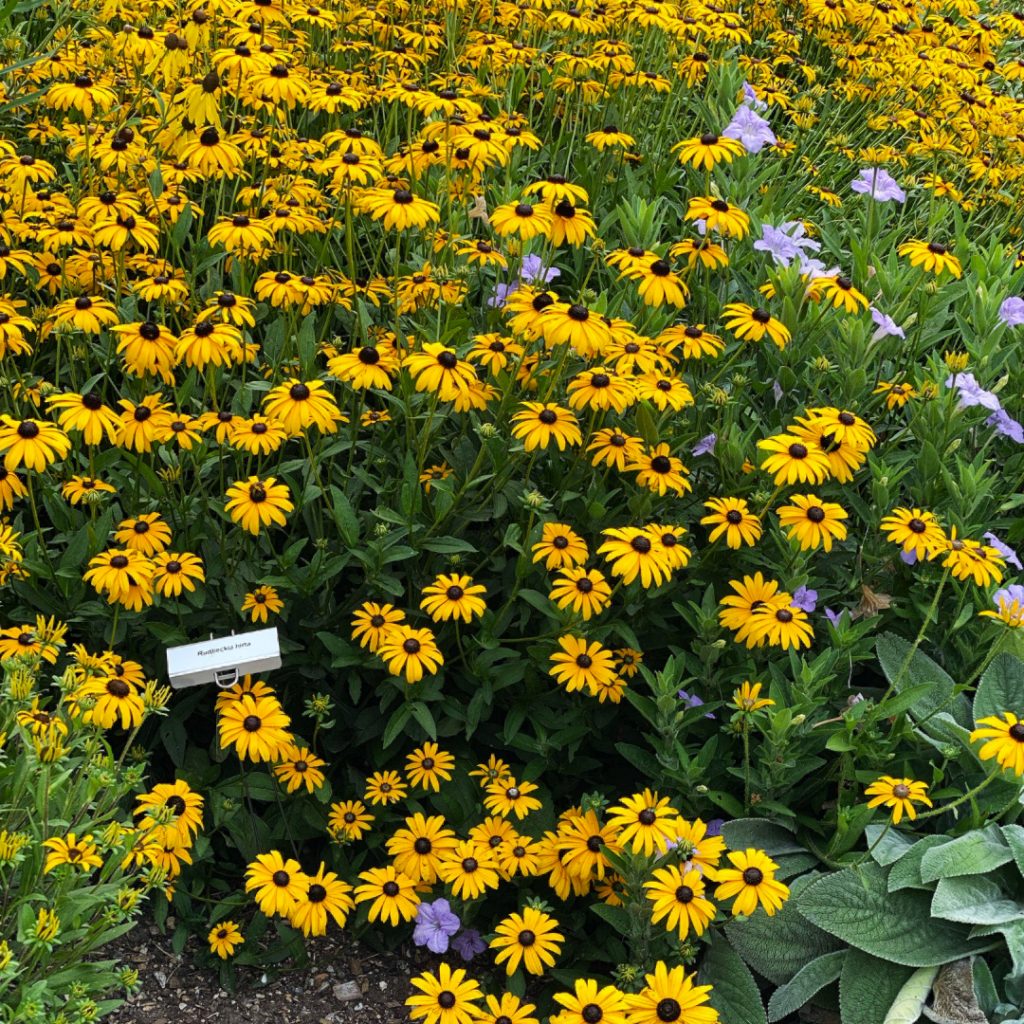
993,584,1024,612
825,607,843,627
520,254,560,285
870,307,905,340
773,380,784,403
723,104,776,153
705,818,726,837
487,281,517,309
753,221,820,268
998,297,1024,328
450,929,486,962
945,372,1001,412
677,689,715,719
412,899,460,954
983,532,1023,571
987,408,1024,444
792,586,817,613
850,167,906,203
900,549,919,566
741,81,767,110
692,434,717,457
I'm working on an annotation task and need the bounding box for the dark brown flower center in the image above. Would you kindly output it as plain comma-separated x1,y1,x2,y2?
743,867,764,885
243,715,262,731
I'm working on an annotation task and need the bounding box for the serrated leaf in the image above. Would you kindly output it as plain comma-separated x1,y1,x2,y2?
920,824,1012,881
797,863,986,966
931,875,1024,925
698,937,767,1024
767,950,846,1022
726,874,841,985
840,949,914,1024
973,653,1024,726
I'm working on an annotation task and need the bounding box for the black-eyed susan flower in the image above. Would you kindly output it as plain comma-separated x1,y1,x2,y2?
490,907,563,976
511,402,582,451
263,379,342,435
405,743,456,792
328,800,375,841
671,817,726,878
587,428,645,471
549,635,618,693
971,713,1024,776
747,602,814,649
437,841,502,900
585,125,635,150
376,625,443,684
628,444,692,496
897,239,962,277
567,368,636,414
274,745,327,794
245,850,307,917
776,495,848,551
364,770,408,806
115,513,172,556
116,395,174,453
327,343,400,391
605,789,679,856
490,199,553,240
714,849,790,917
880,507,946,560
633,374,694,412
864,777,933,823
733,681,775,712
420,574,487,623
686,195,750,238
386,813,458,883
557,809,621,881
673,132,745,169
552,978,629,1024
722,302,791,347
134,780,204,849
942,529,1005,587
224,476,293,535
532,523,587,570
43,833,103,874
643,864,716,939
218,693,292,763
351,602,405,652
548,567,611,620
874,380,917,410
536,301,612,356
701,497,762,549
597,527,672,588
363,187,441,232
758,433,831,485
813,274,869,313
288,863,355,937
79,675,146,730
484,777,543,819
46,392,121,445
0,417,70,472
404,343,478,401
208,921,244,959
406,962,483,1024
242,585,284,623
625,962,719,1024
479,993,539,1024
83,549,155,604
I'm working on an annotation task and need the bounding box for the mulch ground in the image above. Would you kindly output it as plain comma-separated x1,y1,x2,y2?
106,924,416,1024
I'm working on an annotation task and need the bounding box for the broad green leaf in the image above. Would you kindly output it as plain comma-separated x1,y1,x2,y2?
888,835,951,892
875,633,971,728
698,937,767,1024
972,920,1024,981
973,653,1024,726
839,949,914,1024
865,824,916,867
931,875,1024,925
1003,825,1024,877
588,902,631,937
920,824,1012,881
797,863,986,966
721,818,805,856
726,874,841,985
767,950,845,1022
882,967,938,1024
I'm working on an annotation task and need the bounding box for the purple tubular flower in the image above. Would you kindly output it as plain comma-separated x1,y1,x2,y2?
998,297,1024,327
870,307,905,340
945,372,1001,412
825,607,843,627
900,549,919,566
753,221,819,268
705,818,726,837
677,689,715,719
450,929,486,962
412,899,460,954
850,167,906,203
488,281,517,308
722,104,776,153
692,434,717,457
792,586,817,613
519,254,559,285
983,532,1022,571
987,408,1024,444
741,81,766,110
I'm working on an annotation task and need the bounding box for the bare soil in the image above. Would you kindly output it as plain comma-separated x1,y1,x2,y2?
105,926,414,1024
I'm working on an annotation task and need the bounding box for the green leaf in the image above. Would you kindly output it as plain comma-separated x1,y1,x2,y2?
865,824,916,866
726,874,842,985
888,835,951,892
919,824,1012,881
882,967,939,1024
839,949,914,1024
797,862,986,966
875,633,971,728
698,937,767,1024
767,950,846,1022
408,701,437,740
588,902,631,937
381,704,411,748
721,818,804,857
931,874,1024,925
973,653,1024,726
1003,824,1024,877
330,487,360,545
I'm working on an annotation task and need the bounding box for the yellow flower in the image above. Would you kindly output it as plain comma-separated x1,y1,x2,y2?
864,776,933,823
733,681,774,712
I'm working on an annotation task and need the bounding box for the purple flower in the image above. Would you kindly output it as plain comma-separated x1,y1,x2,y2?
488,281,517,309
850,167,906,203
999,297,1024,328
870,307,905,340
993,585,1024,613
692,433,717,457
945,372,1001,412
987,408,1024,444
983,532,1023,571
520,254,560,285
741,81,767,110
705,818,725,837
450,929,486,962
792,586,817,613
753,221,820,268
773,380,784,403
677,689,715,719
723,104,776,153
825,607,843,627
412,899,460,954
900,549,919,566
